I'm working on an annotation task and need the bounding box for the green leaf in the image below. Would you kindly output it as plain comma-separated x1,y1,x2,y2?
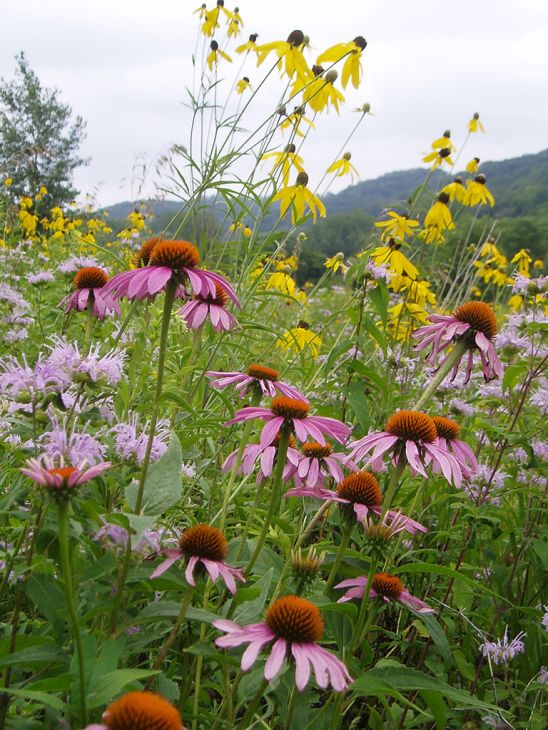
393,562,506,602
126,433,182,514
362,316,387,357
453,649,476,681
233,569,273,623
87,669,161,709
368,281,389,326
413,612,452,663
1,687,64,711
502,361,528,391
25,574,66,641
0,645,68,668
353,660,500,711
421,690,446,729
343,381,370,433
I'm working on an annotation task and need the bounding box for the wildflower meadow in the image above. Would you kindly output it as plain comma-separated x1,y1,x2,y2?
0,3,546,729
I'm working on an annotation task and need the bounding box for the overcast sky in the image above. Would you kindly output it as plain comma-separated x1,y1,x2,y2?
2,0,547,207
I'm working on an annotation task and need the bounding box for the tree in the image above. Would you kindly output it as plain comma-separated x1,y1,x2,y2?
0,52,88,210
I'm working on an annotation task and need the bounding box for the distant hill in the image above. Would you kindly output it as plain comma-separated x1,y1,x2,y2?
101,148,548,261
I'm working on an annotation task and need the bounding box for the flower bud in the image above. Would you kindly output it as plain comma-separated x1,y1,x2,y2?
325,69,338,84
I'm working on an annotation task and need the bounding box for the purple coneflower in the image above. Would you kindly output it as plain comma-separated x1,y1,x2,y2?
286,471,426,534
348,410,464,487
84,691,183,730
61,267,120,319
178,284,238,331
222,434,299,484
20,454,110,494
102,239,239,306
287,441,355,489
431,416,478,477
214,595,352,691
335,572,434,613
150,524,244,595
206,363,305,400
413,301,503,382
225,396,350,448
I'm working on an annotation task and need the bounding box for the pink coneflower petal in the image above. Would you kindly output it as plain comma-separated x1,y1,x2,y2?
150,549,183,579
185,555,200,586
264,637,287,680
259,417,285,447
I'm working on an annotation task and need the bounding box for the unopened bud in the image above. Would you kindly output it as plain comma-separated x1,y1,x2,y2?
291,547,325,593
325,69,338,84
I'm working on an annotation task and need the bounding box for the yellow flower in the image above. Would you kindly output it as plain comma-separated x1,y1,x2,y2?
276,255,298,272
370,242,419,280
256,30,311,84
230,7,243,26
420,193,455,243
533,258,544,270
465,157,480,174
422,147,454,169
20,196,33,209
510,249,532,276
325,252,346,273
242,225,252,238
193,3,207,19
272,172,326,223
128,210,145,230
38,186,48,195
463,174,494,207
201,1,231,36
261,144,304,186
228,18,241,38
441,177,465,203
3,178,12,187
277,323,322,358
279,106,315,138
468,112,485,133
375,211,419,241
236,33,258,55
391,276,436,307
316,36,367,89
236,77,251,94
207,41,232,71
326,152,358,181
431,130,456,153
508,294,523,311
265,271,297,295
302,67,345,114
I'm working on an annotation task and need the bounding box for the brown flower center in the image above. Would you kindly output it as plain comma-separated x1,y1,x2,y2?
432,416,460,441
135,238,160,267
104,690,182,730
247,364,279,381
336,472,381,506
73,267,108,289
149,240,200,270
178,524,228,562
371,572,403,599
385,410,436,443
302,442,332,458
199,284,228,307
271,396,309,420
265,595,324,642
47,466,77,482
453,301,497,340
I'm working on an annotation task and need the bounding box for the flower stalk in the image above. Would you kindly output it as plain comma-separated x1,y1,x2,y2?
325,520,354,590
414,339,468,411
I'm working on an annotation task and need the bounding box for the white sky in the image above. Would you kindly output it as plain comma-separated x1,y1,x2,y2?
2,0,548,206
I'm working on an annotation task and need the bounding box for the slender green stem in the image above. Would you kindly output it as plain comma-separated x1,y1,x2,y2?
353,560,378,653
285,685,298,729
146,585,194,681
414,339,468,411
236,678,269,729
325,520,354,591
381,459,406,515
245,428,291,576
85,298,95,345
58,501,87,726
218,388,263,532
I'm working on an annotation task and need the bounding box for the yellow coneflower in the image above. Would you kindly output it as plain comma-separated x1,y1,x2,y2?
370,239,419,279
468,112,485,133
303,67,345,114
441,176,466,203
228,18,241,38
510,249,532,276
431,130,456,153
256,30,311,84
265,271,297,296
277,321,322,358
193,3,207,20
261,143,304,186
279,105,315,138
236,33,259,55
375,211,419,241
316,36,367,89
207,40,232,71
325,252,347,273
422,147,454,169
463,174,494,207
465,157,480,174
272,172,326,223
326,152,359,181
236,76,251,94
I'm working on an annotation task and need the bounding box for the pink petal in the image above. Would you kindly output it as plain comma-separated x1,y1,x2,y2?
150,549,183,579
291,643,311,691
264,637,286,681
185,555,199,586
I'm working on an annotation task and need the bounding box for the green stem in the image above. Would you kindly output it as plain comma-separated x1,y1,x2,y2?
85,298,95,345
414,340,468,411
353,560,378,653
146,585,194,681
285,685,298,728
245,428,291,576
58,501,87,726
236,678,269,729
219,387,263,532
325,520,354,591
381,459,406,515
